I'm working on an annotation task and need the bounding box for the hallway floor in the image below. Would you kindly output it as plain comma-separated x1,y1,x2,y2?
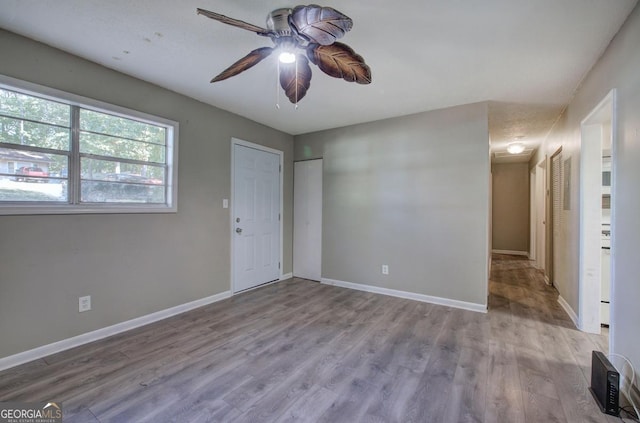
488,253,612,422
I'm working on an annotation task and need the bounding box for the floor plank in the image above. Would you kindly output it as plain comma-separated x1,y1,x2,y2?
361,365,423,423
273,385,338,423
484,341,526,423
443,346,490,422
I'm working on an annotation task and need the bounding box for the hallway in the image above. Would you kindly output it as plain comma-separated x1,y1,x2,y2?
488,253,611,422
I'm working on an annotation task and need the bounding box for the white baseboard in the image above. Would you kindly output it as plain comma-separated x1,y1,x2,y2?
491,249,529,256
321,278,487,313
280,272,293,281
0,290,232,372
557,295,579,328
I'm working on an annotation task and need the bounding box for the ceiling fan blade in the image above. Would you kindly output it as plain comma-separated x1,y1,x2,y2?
289,5,353,45
279,54,312,103
197,8,273,36
307,42,371,84
211,47,274,83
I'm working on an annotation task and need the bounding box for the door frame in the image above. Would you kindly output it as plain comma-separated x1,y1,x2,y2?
535,157,547,277
529,167,536,261
578,89,616,335
230,137,284,294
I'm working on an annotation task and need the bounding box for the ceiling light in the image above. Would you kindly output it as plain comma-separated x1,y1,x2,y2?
507,142,525,154
278,51,296,64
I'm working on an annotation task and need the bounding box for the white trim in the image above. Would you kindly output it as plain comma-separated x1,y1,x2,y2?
230,138,284,294
544,275,551,285
529,167,536,261
0,290,231,372
321,278,487,313
557,295,579,328
578,89,616,336
581,89,616,125
231,137,283,157
280,272,293,281
491,249,529,256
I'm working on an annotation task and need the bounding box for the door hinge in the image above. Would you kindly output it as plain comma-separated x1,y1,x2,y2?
278,213,281,221
278,262,281,269
279,164,282,173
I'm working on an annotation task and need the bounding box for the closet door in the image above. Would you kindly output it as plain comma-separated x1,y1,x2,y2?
293,159,322,281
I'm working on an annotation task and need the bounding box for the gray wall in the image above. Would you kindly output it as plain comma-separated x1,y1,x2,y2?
295,103,490,307
0,30,294,359
491,162,529,252
530,3,640,385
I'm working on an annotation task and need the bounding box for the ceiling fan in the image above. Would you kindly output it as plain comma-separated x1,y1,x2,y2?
197,5,372,104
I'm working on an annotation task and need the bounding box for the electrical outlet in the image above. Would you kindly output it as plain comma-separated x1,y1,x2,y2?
79,295,91,312
382,265,389,275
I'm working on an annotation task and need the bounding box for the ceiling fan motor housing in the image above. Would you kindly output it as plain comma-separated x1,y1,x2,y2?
267,8,293,36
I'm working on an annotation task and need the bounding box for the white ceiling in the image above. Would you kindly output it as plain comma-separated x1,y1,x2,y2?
0,0,637,162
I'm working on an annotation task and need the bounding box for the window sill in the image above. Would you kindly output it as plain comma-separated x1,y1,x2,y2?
0,203,177,215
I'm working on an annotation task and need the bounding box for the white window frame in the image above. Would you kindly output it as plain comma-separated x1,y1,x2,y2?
0,74,178,215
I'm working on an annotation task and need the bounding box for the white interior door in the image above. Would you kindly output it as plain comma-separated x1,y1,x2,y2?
293,159,322,281
233,142,281,292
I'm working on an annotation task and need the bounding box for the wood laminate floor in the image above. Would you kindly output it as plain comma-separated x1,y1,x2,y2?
0,254,614,422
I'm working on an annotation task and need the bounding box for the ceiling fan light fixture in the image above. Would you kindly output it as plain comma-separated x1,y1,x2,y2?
198,4,371,103
507,142,526,154
278,51,296,63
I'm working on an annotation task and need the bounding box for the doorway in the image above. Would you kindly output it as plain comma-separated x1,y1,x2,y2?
579,90,615,335
231,139,283,292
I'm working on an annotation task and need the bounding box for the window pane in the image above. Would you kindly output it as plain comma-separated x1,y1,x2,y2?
81,181,165,204
81,158,165,183
0,148,68,202
80,158,165,204
0,88,70,127
0,116,70,151
80,131,165,163
80,109,166,145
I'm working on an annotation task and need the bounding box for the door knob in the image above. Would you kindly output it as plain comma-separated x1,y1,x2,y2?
236,227,242,234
